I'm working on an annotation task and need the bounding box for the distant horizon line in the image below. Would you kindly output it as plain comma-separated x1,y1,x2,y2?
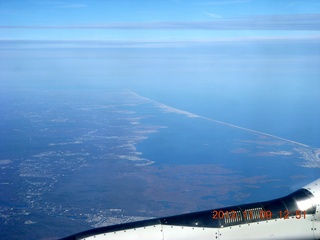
0,36,319,48
1,13,320,30
1,35,320,42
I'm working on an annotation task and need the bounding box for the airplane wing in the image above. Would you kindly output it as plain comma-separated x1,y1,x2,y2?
60,178,320,240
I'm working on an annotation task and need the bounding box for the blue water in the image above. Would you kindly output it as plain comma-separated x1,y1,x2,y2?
136,84,320,149
136,97,320,202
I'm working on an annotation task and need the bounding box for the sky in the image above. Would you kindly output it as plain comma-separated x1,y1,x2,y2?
0,0,320,41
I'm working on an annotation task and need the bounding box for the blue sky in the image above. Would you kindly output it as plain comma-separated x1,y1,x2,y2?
1,0,320,41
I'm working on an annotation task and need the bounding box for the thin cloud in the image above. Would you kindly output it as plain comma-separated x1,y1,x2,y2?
57,3,87,8
0,14,319,30
285,1,302,8
1,36,319,50
204,12,222,19
199,0,250,5
285,1,320,9
36,1,87,9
